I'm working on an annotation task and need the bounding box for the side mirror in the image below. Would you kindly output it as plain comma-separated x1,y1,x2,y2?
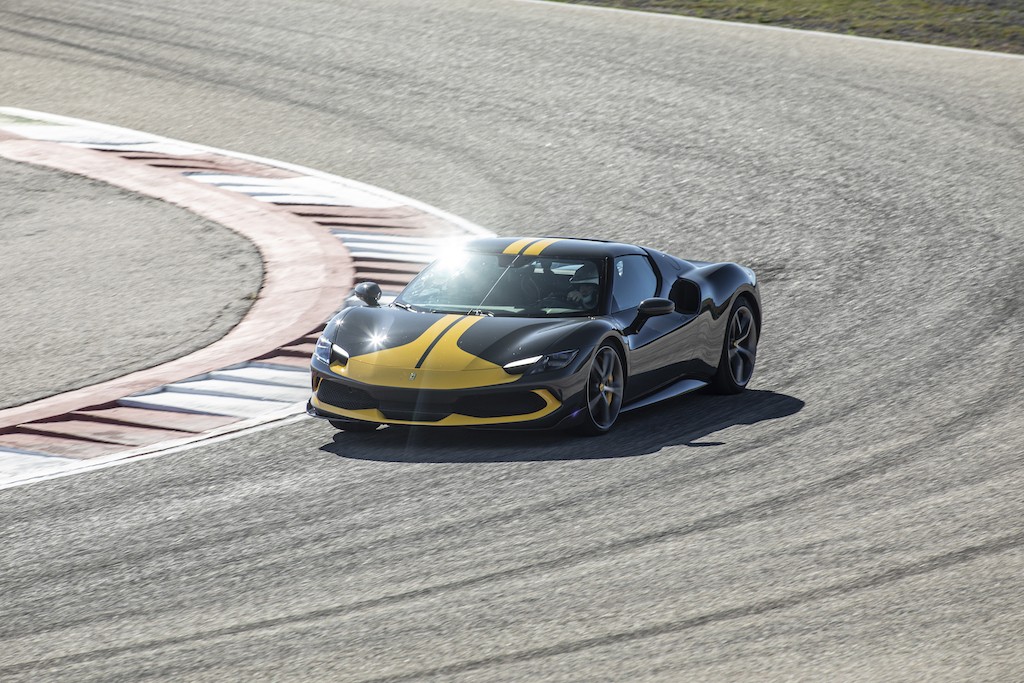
354,281,382,307
625,297,675,335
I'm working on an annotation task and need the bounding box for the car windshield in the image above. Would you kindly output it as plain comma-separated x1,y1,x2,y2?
394,251,604,317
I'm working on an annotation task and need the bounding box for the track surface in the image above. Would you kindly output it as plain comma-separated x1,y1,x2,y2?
2,0,1023,679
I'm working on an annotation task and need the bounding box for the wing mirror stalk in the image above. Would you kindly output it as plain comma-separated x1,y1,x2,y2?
625,297,675,335
354,281,382,307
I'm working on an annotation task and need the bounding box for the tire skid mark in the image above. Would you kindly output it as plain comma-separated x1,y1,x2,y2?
0,12,489,162
0,6,273,75
0,433,951,647
3,529,1019,678
5,354,998,634
0,395,804,610
362,532,1024,683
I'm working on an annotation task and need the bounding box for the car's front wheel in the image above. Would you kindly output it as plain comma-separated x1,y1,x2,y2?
576,343,624,436
329,419,379,432
710,297,758,394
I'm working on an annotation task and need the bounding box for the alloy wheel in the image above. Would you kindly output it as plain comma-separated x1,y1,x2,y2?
587,346,624,431
727,306,758,387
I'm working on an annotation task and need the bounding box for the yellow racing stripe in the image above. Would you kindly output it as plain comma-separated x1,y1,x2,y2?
502,238,540,255
521,238,560,256
330,314,462,375
418,315,480,369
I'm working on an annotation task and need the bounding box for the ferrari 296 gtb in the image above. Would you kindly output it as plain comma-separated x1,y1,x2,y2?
307,237,760,435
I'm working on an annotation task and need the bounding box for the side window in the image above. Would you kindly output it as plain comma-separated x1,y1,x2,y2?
611,255,659,312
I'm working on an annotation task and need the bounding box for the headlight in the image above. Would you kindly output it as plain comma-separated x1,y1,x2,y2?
503,349,578,375
314,336,349,366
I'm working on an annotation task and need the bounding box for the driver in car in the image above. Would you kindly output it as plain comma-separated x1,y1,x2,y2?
566,263,599,310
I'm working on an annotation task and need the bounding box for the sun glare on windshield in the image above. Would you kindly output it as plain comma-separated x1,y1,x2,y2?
395,253,604,317
432,249,470,273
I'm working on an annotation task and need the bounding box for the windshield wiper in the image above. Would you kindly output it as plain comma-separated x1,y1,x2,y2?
467,308,494,317
392,301,417,312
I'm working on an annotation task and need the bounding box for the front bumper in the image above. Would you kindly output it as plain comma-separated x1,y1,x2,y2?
307,357,589,429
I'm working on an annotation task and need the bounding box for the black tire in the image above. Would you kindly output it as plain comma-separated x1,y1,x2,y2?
710,297,758,394
329,419,379,432
575,343,625,436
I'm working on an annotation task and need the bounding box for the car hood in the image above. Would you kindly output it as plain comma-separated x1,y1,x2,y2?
325,306,585,390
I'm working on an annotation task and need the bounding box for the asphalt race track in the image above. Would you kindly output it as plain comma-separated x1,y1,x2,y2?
1,0,1023,679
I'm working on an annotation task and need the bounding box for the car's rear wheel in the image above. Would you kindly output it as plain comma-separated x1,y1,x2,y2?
329,419,379,432
711,297,758,394
576,343,624,436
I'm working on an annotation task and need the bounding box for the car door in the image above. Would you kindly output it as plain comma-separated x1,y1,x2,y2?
608,254,683,400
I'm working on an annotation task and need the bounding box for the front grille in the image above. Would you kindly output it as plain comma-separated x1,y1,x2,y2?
317,380,378,410
318,381,548,423
377,400,454,422
454,391,546,418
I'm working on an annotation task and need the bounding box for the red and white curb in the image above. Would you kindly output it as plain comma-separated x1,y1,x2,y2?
0,108,492,487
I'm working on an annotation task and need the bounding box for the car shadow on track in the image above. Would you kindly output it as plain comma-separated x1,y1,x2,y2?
319,389,804,463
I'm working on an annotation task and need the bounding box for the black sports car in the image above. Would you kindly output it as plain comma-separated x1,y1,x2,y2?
307,237,760,434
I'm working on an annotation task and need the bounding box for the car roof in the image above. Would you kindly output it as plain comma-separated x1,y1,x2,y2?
464,237,647,259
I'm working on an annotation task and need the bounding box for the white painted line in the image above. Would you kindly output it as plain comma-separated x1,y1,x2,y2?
339,241,443,255
247,360,317,372
0,450,78,479
187,175,338,190
208,365,310,388
188,174,403,208
333,233,468,247
167,378,310,403
119,392,294,418
185,174,297,185
214,186,334,196
343,250,437,264
0,107,496,237
66,141,204,155
248,195,358,206
0,410,310,491
0,445,61,457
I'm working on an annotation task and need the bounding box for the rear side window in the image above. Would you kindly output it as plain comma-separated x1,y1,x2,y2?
610,255,659,312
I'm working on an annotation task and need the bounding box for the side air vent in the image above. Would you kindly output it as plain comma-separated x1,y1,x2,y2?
670,278,701,314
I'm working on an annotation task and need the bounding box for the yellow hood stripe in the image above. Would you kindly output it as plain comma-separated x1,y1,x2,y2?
419,315,480,368
330,314,519,390
415,315,467,367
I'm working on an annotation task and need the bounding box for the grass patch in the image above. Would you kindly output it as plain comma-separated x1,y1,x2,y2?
555,0,1024,54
